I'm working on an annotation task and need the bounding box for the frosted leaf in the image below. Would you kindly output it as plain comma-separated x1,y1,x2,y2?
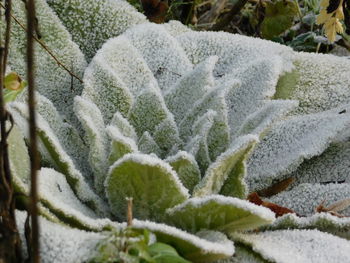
236,100,299,138
38,168,115,231
194,135,258,198
123,23,193,92
231,229,350,263
86,36,159,99
129,88,173,137
109,111,138,141
288,142,350,186
165,151,201,193
36,94,91,177
275,52,350,115
166,195,275,234
106,125,138,165
179,86,229,144
46,0,147,60
162,20,192,37
132,220,234,263
267,183,350,217
265,213,350,240
138,131,162,156
216,244,268,263
179,86,231,164
8,102,110,216
176,31,293,75
16,210,105,263
106,153,189,221
82,58,133,123
153,117,182,157
247,109,350,191
5,0,87,124
164,56,217,123
8,124,30,194
74,97,109,195
222,58,286,138
184,110,216,173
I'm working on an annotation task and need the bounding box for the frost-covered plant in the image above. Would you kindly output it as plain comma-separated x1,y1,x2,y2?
4,0,350,262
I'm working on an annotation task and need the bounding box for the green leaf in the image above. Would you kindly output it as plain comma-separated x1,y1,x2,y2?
132,220,235,263
166,195,275,234
193,135,257,198
8,124,30,194
4,72,27,103
261,0,299,40
106,153,189,221
106,125,138,165
165,151,201,193
149,243,190,263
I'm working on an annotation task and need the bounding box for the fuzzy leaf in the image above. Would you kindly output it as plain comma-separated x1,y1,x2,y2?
194,135,257,198
8,124,30,193
164,56,217,123
267,183,350,217
109,111,138,141
138,131,162,156
46,0,147,60
38,168,115,231
16,210,105,263
106,126,138,165
74,97,109,194
165,151,201,193
166,195,275,234
82,58,133,123
132,220,234,263
247,109,350,192
274,53,350,115
236,100,298,137
123,23,193,92
232,229,350,263
106,153,189,221
4,0,87,124
289,142,350,186
8,102,110,217
265,212,350,240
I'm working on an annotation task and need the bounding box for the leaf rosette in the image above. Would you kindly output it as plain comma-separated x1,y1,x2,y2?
3,0,350,262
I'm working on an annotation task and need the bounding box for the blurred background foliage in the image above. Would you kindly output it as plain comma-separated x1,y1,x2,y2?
127,0,350,54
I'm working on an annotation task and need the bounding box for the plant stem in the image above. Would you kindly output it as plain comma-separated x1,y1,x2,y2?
26,0,40,262
0,0,22,261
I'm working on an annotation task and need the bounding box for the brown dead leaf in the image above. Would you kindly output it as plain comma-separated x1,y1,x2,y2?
248,192,296,217
257,177,295,197
316,198,350,218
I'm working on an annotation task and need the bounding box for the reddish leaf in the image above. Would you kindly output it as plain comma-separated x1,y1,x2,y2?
248,192,295,217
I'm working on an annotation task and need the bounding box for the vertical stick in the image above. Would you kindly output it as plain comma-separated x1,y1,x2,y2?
0,0,22,261
127,198,133,227
26,0,40,262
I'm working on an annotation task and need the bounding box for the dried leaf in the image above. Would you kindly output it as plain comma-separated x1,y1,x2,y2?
257,177,295,197
316,198,350,218
248,192,296,217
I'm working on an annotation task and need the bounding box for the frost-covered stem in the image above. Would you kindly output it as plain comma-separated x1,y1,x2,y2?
26,0,40,262
211,0,248,31
0,1,22,261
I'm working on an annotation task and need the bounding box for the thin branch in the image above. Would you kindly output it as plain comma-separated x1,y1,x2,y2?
0,2,83,83
211,0,248,31
3,0,12,73
0,1,22,261
26,0,40,262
